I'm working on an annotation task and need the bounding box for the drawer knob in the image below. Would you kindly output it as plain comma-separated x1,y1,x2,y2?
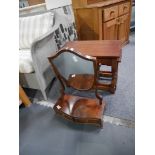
110,11,115,17
119,18,123,24
123,6,127,12
116,18,120,25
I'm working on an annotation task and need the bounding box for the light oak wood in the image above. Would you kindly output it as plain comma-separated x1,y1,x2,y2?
72,0,104,8
72,0,132,45
118,1,130,16
72,0,126,8
88,0,105,4
118,14,129,43
103,18,118,40
19,85,31,107
103,5,118,22
28,0,45,6
74,8,99,40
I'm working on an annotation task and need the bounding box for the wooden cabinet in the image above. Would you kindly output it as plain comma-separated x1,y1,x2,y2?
75,8,99,40
118,2,130,16
103,18,118,40
72,0,132,45
104,13,129,44
103,5,118,22
72,0,104,7
118,14,129,43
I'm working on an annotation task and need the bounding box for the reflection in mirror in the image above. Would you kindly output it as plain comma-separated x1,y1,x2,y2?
51,51,95,90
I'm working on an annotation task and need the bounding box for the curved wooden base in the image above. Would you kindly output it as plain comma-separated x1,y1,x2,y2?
68,74,116,94
53,94,106,127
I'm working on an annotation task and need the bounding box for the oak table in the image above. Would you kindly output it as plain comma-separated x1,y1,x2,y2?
62,40,122,93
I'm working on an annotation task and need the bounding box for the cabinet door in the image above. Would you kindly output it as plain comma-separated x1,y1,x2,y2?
118,14,129,44
103,18,118,40
75,8,99,40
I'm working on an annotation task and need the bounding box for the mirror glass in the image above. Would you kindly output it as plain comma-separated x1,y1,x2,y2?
52,52,95,90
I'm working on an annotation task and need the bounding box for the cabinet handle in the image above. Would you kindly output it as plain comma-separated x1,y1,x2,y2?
119,18,122,24
116,18,120,25
123,6,127,12
110,11,115,17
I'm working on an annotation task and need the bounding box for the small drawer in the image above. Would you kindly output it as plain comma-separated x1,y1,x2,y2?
119,2,130,16
97,58,112,66
103,6,118,22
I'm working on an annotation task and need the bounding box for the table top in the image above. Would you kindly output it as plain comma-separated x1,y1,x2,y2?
62,40,122,58
86,0,125,8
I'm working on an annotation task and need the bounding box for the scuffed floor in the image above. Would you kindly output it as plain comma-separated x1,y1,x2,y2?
20,103,134,155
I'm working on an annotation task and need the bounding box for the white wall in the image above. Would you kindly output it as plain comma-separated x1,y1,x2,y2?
45,0,72,10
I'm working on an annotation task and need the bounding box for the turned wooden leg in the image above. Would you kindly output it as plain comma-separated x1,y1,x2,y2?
19,85,31,107
99,118,103,128
111,59,119,94
110,87,116,94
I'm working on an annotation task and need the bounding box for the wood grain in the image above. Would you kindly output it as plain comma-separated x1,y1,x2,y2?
68,74,94,90
118,1,130,16
72,0,132,44
63,40,122,58
118,13,129,44
103,5,118,22
53,94,105,127
103,18,118,40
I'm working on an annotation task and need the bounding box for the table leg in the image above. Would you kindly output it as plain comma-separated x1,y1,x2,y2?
19,85,31,107
110,59,119,93
96,58,119,93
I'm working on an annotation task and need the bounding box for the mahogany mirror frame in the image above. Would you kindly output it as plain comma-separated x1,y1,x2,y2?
48,48,106,127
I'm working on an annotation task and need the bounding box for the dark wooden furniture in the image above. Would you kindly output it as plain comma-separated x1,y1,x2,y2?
72,0,132,45
48,49,106,127
62,40,122,93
